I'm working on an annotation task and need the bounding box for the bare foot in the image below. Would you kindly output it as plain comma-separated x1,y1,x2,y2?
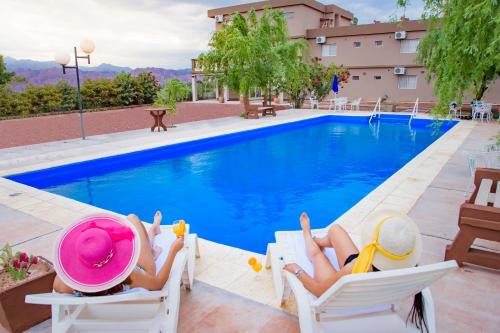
300,212,311,233
153,245,163,260
151,211,162,236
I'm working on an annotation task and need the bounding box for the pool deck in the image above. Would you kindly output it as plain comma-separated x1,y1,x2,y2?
1,109,499,332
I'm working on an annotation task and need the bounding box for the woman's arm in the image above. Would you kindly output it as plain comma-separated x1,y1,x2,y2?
284,263,350,297
53,275,75,293
131,237,184,290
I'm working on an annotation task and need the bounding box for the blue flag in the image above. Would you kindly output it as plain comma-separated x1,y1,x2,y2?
332,75,339,94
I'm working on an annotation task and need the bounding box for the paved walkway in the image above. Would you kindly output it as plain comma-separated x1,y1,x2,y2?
408,122,500,333
0,113,498,332
0,102,287,149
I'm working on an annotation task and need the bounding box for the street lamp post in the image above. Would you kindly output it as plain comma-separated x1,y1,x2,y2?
54,39,95,140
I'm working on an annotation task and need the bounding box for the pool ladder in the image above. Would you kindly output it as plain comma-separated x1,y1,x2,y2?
369,97,382,123
408,98,419,126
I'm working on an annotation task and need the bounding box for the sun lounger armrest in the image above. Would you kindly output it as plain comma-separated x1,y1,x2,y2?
26,289,169,305
284,271,316,333
474,168,500,190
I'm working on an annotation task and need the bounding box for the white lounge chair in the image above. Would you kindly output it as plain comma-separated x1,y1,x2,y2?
26,225,200,333
349,98,362,111
266,230,457,333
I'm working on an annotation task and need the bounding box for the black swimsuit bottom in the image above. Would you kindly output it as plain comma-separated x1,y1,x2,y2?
344,253,380,272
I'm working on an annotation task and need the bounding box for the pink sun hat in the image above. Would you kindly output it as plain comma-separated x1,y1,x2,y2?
54,214,141,293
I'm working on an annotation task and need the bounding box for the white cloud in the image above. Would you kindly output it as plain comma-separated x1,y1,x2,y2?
0,0,215,68
0,0,425,68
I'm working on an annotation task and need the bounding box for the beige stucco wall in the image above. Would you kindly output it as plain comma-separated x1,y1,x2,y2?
214,5,350,37
308,30,427,67
327,67,434,103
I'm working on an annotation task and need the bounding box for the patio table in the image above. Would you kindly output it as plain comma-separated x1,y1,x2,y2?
145,108,167,132
259,106,276,117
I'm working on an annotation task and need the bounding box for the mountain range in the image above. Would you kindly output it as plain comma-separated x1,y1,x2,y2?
4,56,191,90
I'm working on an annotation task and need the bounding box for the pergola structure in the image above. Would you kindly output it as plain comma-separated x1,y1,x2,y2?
190,59,228,102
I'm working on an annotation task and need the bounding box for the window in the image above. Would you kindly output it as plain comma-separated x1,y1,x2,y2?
352,76,360,80
400,39,420,53
398,75,417,89
353,41,361,48
374,75,382,80
284,12,295,19
374,40,383,47
321,44,336,57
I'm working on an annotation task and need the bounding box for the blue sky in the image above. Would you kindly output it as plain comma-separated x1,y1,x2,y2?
0,0,424,69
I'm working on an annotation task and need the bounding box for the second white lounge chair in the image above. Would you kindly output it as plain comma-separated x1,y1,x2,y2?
26,225,200,333
266,230,457,333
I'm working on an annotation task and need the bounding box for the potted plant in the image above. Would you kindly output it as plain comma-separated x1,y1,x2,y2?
154,79,190,128
0,244,55,333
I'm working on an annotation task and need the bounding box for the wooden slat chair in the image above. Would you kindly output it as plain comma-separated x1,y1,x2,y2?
445,168,500,269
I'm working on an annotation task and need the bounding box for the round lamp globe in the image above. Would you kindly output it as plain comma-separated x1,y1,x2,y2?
80,39,95,54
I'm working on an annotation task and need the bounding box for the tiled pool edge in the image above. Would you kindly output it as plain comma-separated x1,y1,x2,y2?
0,112,475,311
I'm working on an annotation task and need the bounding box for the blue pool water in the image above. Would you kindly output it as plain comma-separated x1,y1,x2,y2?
8,115,456,253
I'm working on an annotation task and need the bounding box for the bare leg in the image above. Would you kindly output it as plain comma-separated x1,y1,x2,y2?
300,212,337,280
148,211,163,259
147,211,162,243
326,224,359,269
127,214,156,276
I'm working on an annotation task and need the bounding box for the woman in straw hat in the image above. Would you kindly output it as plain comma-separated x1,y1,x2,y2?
284,210,427,332
53,212,184,296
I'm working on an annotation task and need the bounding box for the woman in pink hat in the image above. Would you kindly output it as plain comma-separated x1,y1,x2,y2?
53,211,184,296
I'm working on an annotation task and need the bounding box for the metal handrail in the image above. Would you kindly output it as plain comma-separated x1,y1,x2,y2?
369,97,382,123
408,98,419,125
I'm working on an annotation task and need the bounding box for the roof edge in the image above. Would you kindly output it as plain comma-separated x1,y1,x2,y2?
208,1,353,20
306,20,428,38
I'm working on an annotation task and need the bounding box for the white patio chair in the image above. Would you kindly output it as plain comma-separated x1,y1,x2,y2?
26,225,200,333
349,98,362,111
266,230,457,333
472,101,493,122
310,97,319,110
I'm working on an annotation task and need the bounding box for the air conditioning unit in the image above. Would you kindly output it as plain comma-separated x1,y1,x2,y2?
394,31,407,39
394,67,406,75
215,14,224,23
315,36,326,44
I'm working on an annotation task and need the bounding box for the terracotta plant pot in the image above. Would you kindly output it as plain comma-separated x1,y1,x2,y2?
0,257,55,333
218,96,225,103
384,103,395,112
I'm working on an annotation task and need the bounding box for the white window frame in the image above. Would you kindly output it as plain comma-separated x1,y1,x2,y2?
400,39,420,53
374,40,383,47
397,75,417,89
284,12,295,19
321,44,336,57
353,41,361,48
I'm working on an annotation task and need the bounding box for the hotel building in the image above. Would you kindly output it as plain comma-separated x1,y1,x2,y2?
192,0,499,105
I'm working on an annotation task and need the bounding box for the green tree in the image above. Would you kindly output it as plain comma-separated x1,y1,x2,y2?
135,71,160,104
0,55,15,86
81,78,118,108
198,9,306,111
55,80,77,111
398,0,500,116
114,72,137,106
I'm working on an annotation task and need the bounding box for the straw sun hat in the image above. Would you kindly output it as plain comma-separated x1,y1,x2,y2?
354,209,422,272
53,214,141,293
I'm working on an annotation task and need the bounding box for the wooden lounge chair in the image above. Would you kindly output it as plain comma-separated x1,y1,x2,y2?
445,168,500,269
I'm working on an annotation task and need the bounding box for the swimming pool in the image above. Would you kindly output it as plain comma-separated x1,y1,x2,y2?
8,115,456,253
